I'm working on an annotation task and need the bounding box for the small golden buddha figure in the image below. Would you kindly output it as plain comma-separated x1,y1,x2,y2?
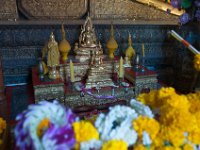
47,32,60,79
85,49,114,89
75,15,103,62
79,16,97,48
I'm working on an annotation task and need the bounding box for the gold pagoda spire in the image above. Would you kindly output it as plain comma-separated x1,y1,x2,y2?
58,24,71,61
125,33,135,61
106,23,118,59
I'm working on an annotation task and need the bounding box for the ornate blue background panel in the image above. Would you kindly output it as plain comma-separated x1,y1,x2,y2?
0,24,199,93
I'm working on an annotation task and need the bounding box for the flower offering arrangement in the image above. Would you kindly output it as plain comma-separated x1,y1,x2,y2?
14,87,200,149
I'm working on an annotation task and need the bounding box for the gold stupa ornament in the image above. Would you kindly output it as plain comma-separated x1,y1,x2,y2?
106,24,118,59
125,33,135,61
47,32,60,79
58,24,71,61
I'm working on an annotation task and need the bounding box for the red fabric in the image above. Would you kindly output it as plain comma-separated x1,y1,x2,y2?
125,66,157,77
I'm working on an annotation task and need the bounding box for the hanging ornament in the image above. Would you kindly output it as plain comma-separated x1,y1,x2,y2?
179,13,191,24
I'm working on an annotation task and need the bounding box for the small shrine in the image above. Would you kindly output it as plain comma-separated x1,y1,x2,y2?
32,15,159,110
2,1,200,149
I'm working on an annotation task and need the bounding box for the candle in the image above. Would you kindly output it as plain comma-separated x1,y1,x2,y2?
142,43,145,57
70,60,75,82
170,30,200,55
119,57,124,78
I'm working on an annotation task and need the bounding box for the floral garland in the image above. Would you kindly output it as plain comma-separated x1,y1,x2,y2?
137,87,200,149
95,105,138,146
130,99,154,118
15,100,76,150
14,88,200,150
0,117,6,145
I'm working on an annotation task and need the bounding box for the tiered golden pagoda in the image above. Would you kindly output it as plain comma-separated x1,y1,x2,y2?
74,15,103,62
58,24,71,61
106,24,118,59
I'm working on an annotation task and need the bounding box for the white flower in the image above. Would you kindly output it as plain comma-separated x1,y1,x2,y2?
80,140,102,150
15,100,75,150
130,99,154,118
95,105,138,146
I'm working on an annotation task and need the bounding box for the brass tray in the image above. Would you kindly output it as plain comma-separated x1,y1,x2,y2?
18,0,88,19
0,0,18,20
90,0,178,21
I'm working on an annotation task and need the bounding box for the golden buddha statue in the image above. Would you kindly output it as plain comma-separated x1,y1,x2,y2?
75,15,103,62
80,17,97,48
85,49,114,89
47,32,60,79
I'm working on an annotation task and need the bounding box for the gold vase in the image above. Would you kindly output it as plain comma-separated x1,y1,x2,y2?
58,24,71,61
125,33,135,61
106,24,118,59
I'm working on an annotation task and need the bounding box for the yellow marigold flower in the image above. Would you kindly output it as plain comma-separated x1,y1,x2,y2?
155,145,181,150
37,118,50,137
102,140,128,150
133,144,147,150
189,98,200,114
159,126,184,147
193,112,200,129
183,143,194,150
0,118,6,135
137,90,158,109
133,116,160,140
188,131,200,145
164,94,190,110
159,107,197,133
73,121,99,143
151,133,164,148
194,54,200,71
157,87,176,100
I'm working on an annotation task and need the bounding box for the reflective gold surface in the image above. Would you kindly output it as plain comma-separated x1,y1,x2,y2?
75,15,103,62
47,32,60,79
85,50,114,89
